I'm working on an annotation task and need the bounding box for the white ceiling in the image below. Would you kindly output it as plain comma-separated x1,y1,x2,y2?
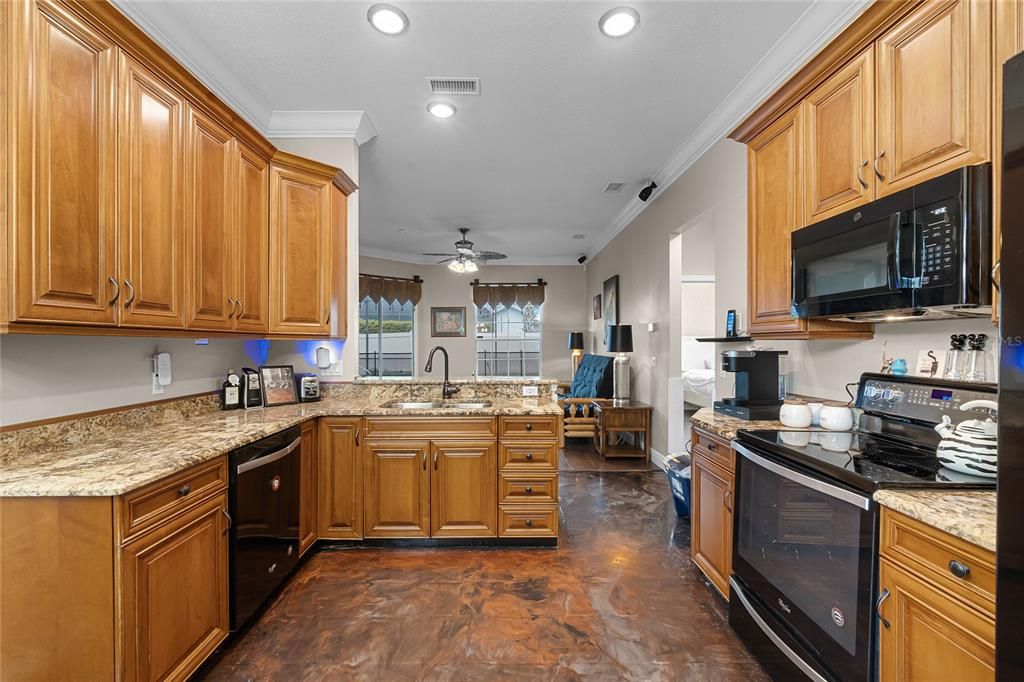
115,0,869,264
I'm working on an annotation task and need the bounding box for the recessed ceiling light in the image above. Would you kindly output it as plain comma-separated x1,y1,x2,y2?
427,101,456,119
367,4,409,36
598,7,639,38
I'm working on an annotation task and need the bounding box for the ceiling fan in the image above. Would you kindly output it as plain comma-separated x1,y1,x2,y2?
422,228,508,273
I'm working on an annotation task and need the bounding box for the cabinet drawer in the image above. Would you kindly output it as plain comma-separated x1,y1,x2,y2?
499,505,558,537
364,417,496,439
691,427,734,473
499,473,558,505
499,442,558,470
880,508,995,615
120,457,228,540
498,416,559,440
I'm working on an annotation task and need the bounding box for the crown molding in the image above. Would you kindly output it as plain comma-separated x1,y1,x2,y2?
266,111,379,144
586,0,872,260
110,0,274,131
361,246,582,267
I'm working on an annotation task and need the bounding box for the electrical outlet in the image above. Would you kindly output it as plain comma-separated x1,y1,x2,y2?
152,373,165,395
522,385,539,397
650,356,657,368
321,361,343,377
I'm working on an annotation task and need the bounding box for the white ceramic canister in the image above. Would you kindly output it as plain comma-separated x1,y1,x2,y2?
779,399,812,428
819,401,854,431
807,402,824,426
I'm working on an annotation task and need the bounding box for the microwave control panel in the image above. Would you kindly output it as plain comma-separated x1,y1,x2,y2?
859,376,994,422
917,201,957,287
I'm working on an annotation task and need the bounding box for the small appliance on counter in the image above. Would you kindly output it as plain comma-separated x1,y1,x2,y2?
241,367,263,409
713,349,788,420
728,372,996,682
296,373,322,402
221,369,241,410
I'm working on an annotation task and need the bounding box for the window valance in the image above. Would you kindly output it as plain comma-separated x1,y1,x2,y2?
359,274,423,306
471,278,546,309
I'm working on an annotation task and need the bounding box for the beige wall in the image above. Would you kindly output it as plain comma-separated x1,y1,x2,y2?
587,137,996,457
360,255,587,380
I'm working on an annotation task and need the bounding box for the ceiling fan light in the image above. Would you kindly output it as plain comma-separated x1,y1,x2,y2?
448,259,466,273
464,260,479,273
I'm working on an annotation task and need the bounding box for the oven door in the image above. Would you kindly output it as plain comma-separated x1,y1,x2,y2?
792,206,917,319
731,442,877,682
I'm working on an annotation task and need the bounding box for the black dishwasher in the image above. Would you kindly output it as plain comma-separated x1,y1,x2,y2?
229,425,302,630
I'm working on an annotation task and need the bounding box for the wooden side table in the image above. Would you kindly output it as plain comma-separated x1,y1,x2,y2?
592,400,652,461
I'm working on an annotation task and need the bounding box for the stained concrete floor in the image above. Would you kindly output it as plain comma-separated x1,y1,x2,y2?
199,471,768,681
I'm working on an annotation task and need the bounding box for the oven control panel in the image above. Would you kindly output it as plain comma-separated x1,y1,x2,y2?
858,374,995,423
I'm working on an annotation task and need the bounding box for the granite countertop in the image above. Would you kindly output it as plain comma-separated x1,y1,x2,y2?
688,407,795,440
354,376,559,385
0,397,561,498
874,489,996,552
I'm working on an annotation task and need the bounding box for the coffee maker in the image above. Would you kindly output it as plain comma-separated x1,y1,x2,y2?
713,350,788,420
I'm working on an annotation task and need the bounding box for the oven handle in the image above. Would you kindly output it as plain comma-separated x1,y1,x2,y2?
237,437,301,475
729,577,829,682
733,442,872,511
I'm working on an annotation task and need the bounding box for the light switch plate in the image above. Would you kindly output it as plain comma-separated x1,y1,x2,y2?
522,385,539,397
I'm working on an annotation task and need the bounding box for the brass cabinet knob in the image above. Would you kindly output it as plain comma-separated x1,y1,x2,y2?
524,486,533,494
525,519,533,527
525,453,533,461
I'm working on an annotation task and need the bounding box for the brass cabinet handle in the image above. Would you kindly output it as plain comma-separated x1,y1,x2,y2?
873,150,885,180
107,276,120,305
725,486,733,513
222,508,233,533
324,307,331,325
857,159,869,188
228,298,237,318
354,428,361,447
433,452,439,469
422,452,427,470
876,588,891,629
236,298,244,319
123,279,136,308
178,484,191,497
949,560,971,579
993,261,1001,292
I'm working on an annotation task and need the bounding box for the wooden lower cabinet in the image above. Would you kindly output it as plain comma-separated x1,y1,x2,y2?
877,508,996,681
430,440,497,537
299,420,318,555
318,417,363,540
363,439,431,538
121,492,230,682
690,427,735,598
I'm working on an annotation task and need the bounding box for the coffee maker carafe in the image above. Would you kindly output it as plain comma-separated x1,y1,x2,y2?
713,350,789,420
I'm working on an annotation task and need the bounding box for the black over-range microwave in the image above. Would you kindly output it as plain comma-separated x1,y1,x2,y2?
791,164,992,322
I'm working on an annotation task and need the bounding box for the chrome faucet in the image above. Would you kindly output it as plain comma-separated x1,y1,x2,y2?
424,346,460,400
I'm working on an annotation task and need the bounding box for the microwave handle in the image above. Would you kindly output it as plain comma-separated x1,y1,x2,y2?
887,211,903,289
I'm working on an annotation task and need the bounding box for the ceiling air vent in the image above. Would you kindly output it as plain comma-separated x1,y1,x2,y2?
427,77,480,96
603,182,625,193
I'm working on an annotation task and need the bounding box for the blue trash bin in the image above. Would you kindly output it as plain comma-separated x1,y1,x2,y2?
666,453,691,517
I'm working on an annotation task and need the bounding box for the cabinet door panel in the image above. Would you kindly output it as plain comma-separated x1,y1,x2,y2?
118,54,186,328
269,166,331,334
747,107,805,334
430,441,497,538
691,453,732,598
234,145,269,332
14,1,117,324
878,560,994,681
185,106,235,331
121,493,229,682
803,47,875,223
319,418,363,539
875,0,991,195
363,441,429,538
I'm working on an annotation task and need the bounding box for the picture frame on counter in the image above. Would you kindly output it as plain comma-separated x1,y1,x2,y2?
431,307,467,337
259,365,298,406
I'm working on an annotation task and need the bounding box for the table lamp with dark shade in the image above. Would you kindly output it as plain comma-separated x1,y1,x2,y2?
568,331,585,381
606,324,633,405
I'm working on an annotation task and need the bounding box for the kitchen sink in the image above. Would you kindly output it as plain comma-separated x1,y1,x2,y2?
380,400,493,410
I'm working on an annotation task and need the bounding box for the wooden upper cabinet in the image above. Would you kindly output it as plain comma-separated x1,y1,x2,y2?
269,154,332,335
802,47,876,224
363,440,430,538
748,107,803,334
319,417,363,540
875,0,991,196
430,441,498,538
234,144,270,333
118,54,186,329
13,0,118,325
329,184,349,339
185,105,236,331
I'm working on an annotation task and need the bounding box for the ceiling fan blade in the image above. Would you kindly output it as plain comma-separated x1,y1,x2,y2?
475,251,508,260
422,252,457,257
435,257,456,264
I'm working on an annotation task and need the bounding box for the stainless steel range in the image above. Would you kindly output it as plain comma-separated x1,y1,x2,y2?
728,372,996,681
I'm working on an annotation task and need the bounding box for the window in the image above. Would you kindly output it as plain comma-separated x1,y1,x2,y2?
475,303,541,377
359,298,415,377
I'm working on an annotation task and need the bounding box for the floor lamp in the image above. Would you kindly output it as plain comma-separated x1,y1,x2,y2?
568,331,584,382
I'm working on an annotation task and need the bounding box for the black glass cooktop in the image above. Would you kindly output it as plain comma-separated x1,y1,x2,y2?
736,429,997,493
